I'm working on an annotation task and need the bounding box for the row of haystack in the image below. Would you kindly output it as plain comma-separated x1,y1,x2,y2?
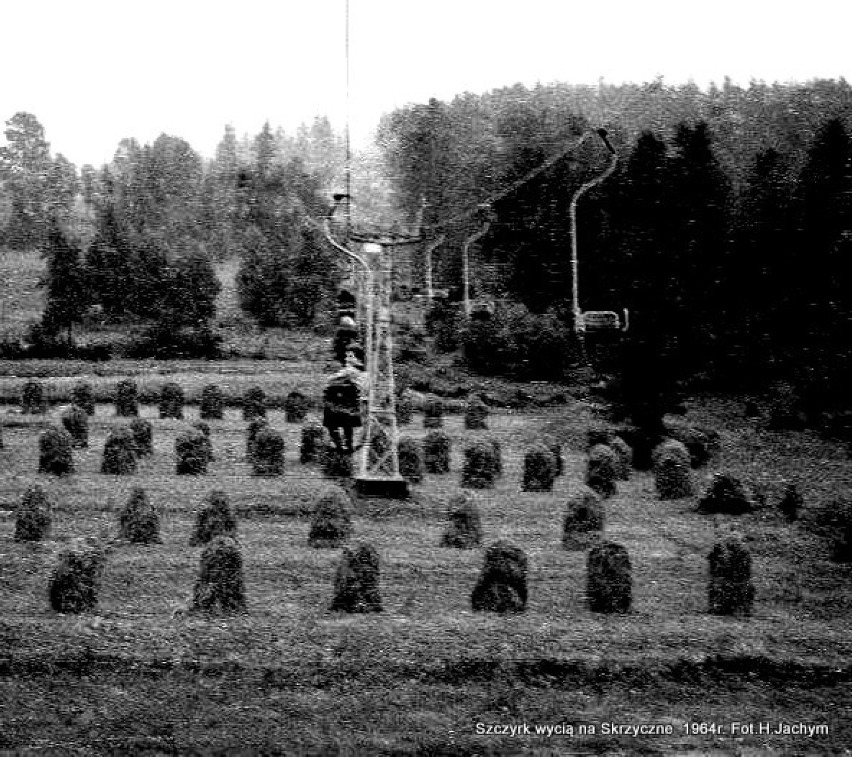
15,380,310,423
21,483,754,617
16,380,493,428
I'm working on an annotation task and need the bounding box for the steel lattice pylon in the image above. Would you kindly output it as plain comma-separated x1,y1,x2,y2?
355,242,408,497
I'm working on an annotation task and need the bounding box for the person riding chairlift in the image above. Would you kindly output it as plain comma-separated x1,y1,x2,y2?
323,345,368,454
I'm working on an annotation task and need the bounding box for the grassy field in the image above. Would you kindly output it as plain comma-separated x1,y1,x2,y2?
2,396,851,754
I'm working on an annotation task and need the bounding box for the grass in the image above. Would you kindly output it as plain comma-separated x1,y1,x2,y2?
2,398,852,753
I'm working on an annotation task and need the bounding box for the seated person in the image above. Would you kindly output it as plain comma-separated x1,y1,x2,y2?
323,346,368,454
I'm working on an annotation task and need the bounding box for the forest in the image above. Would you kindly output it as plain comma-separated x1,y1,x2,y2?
1,77,851,413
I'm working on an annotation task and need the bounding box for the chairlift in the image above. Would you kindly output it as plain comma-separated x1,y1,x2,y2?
578,308,630,333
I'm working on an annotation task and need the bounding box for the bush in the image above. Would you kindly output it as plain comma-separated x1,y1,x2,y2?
587,541,632,613
300,422,327,464
464,396,488,430
193,421,214,462
563,486,604,550
423,431,451,474
609,436,632,480
251,427,285,476
48,539,106,614
398,436,424,483
471,541,528,613
461,441,499,489
331,543,383,613
192,536,246,614
15,485,52,541
60,405,89,448
190,490,237,546
124,324,223,360
71,381,95,415
425,300,461,353
158,382,185,419
522,444,556,492
39,426,74,476
423,398,444,429
200,383,225,420
586,444,619,498
242,386,267,421
707,537,755,616
441,493,482,549
698,473,753,514
176,429,210,475
308,485,353,547
21,380,45,414
285,390,309,423
487,438,503,477
119,487,160,544
129,418,153,457
114,379,139,417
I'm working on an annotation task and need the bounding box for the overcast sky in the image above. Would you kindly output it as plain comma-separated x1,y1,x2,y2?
1,0,849,168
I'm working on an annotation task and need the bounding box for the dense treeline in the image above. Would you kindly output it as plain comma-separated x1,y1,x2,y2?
378,79,852,407
0,114,348,348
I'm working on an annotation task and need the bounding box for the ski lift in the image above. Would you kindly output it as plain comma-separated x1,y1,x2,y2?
578,308,630,333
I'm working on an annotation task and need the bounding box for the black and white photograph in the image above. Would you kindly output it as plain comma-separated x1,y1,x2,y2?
1,0,850,752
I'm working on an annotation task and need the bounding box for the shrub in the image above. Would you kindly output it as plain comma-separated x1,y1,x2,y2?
71,381,95,416
285,390,309,423
119,487,160,544
423,431,451,474
190,490,237,546
778,481,803,522
652,439,691,468
707,537,755,616
15,484,52,541
60,404,89,448
423,398,444,429
471,541,528,613
461,441,498,489
242,386,267,421
562,486,604,551
587,541,632,613
398,436,424,484
114,379,139,417
192,536,247,614
586,444,618,498
300,422,327,464
39,426,74,476
129,418,153,457
547,440,564,477
441,493,482,549
698,473,753,514
101,426,138,475
48,539,106,614
176,429,210,475
331,543,383,613
464,396,488,430
308,486,353,548
200,383,225,420
522,444,556,492
251,427,285,476
21,380,46,414
158,382,185,419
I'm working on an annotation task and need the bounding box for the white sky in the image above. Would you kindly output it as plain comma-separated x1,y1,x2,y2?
1,0,849,168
